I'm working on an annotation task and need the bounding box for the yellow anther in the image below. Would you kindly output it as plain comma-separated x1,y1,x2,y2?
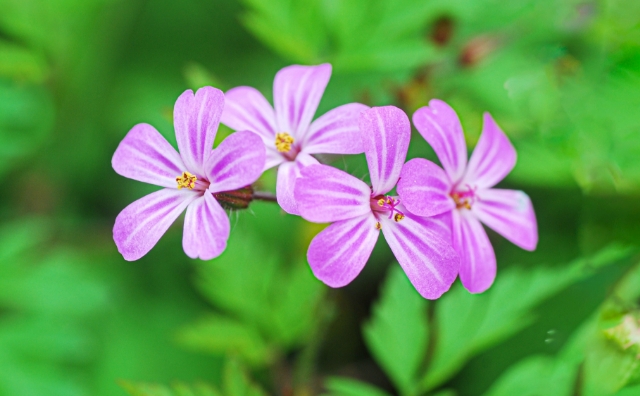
377,198,385,206
451,193,471,210
275,132,295,153
375,221,382,230
176,171,197,190
394,213,405,222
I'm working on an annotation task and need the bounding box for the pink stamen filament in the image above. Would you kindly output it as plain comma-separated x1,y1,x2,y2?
371,195,405,221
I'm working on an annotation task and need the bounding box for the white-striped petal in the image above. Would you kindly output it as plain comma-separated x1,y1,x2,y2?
174,87,224,176
307,212,380,287
303,103,369,154
112,123,186,188
361,106,411,196
413,100,468,185
295,164,371,223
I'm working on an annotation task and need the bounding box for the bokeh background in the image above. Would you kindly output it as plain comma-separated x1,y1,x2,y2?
1,0,640,395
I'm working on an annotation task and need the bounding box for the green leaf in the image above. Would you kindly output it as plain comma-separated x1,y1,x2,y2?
0,247,110,316
323,377,392,396
194,230,326,352
176,315,273,367
183,62,226,92
222,359,268,396
363,265,429,396
583,332,640,396
0,40,49,83
120,360,266,396
238,0,439,72
120,380,221,396
239,0,326,63
616,384,640,396
581,261,640,395
482,356,577,396
423,245,634,390
0,78,54,176
0,217,50,264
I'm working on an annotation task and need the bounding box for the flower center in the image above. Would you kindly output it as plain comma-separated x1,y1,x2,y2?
275,132,294,153
176,171,197,190
450,184,477,210
371,195,405,230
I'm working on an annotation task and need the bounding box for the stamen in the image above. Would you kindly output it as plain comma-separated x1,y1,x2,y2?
275,132,294,153
375,221,382,230
176,171,197,190
371,195,405,223
450,186,477,210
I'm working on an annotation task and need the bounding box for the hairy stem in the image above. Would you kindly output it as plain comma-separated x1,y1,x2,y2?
252,191,278,203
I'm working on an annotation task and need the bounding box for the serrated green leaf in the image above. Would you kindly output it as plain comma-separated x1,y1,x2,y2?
323,377,391,396
423,245,634,390
363,265,428,396
238,0,438,72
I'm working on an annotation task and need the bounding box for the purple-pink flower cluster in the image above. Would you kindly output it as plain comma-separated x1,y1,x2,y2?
112,64,538,299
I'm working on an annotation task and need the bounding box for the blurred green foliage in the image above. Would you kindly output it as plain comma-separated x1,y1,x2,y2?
1,0,640,395
121,360,267,396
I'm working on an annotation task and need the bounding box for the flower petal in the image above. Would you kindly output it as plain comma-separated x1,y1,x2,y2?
454,210,496,293
425,211,455,244
113,189,197,261
397,158,455,217
474,188,538,251
462,113,516,189
295,164,371,223
265,147,286,170
303,103,369,154
112,123,186,188
273,64,332,139
205,131,266,193
174,86,224,176
182,193,230,260
413,100,468,184
276,153,319,215
307,212,379,287
381,207,459,299
361,106,411,195
221,86,277,143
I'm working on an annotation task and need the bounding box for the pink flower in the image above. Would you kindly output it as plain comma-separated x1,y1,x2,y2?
397,99,538,293
221,64,368,214
294,106,460,300
112,87,266,261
